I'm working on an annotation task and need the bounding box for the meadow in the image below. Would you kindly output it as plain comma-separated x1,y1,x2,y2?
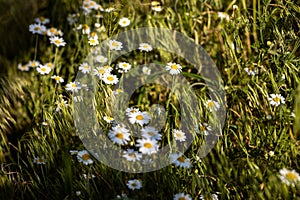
0,0,300,199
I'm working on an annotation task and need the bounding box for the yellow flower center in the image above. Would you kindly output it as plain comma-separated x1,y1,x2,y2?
178,197,186,200
39,17,45,21
71,83,77,88
144,142,152,148
148,132,155,136
273,97,280,103
122,63,128,68
34,27,41,31
83,24,89,30
41,68,47,72
82,154,90,160
129,153,136,158
177,156,185,163
54,77,61,81
98,68,105,74
116,133,124,139
131,183,137,187
151,1,160,6
136,115,144,120
112,41,118,47
171,64,178,70
200,126,206,131
50,28,56,33
107,76,115,81
55,39,61,44
286,172,297,181
90,39,96,44
207,101,214,107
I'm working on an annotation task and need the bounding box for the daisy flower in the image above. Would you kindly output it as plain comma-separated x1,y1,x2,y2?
93,66,113,79
173,192,192,200
123,149,142,162
18,63,30,71
173,129,186,142
29,23,46,35
244,66,258,76
142,66,151,75
47,27,63,37
118,17,130,27
49,36,66,47
128,111,151,126
141,126,162,140
136,138,159,155
35,16,50,24
139,43,153,52
79,62,91,74
82,24,91,35
126,107,140,116
166,62,182,75
66,82,81,92
170,153,191,168
33,156,46,164
199,123,211,136
126,179,142,190
205,100,220,112
103,116,114,123
77,150,93,165
88,35,99,46
268,94,285,107
51,75,64,83
108,39,123,51
27,60,40,68
109,125,131,145
69,150,78,155
217,12,230,21
279,168,300,186
102,73,119,85
117,62,132,73
151,1,162,12
45,62,54,69
37,64,51,75
95,55,108,63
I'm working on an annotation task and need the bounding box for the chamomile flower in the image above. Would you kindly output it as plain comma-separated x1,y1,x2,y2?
268,94,285,107
29,23,46,35
199,123,211,136
126,179,142,190
77,150,93,165
123,149,142,162
49,36,66,47
108,39,123,50
93,66,113,79
33,156,46,164
279,168,300,186
37,64,51,75
18,63,30,71
170,153,191,168
88,35,99,46
95,24,106,32
95,55,108,63
128,111,151,126
47,27,63,37
126,107,140,116
173,192,192,200
79,62,91,74
141,126,162,140
244,66,258,76
136,138,159,155
205,100,220,112
139,43,153,52
166,62,182,75
27,60,40,68
102,73,119,85
66,82,81,92
82,24,91,35
109,125,131,145
118,17,130,27
117,62,132,73
45,62,54,69
35,16,50,24
151,1,162,12
173,129,186,142
103,116,114,123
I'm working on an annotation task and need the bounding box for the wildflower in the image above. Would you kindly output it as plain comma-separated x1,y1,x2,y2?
93,66,113,79
27,60,40,68
45,62,54,69
118,17,130,27
49,36,66,47
102,73,119,85
123,149,142,162
47,27,63,37
141,126,162,140
83,173,96,179
29,23,46,35
217,12,230,21
37,64,51,75
82,24,91,35
199,123,211,136
105,7,115,12
95,55,108,63
173,192,192,200
95,23,106,32
128,111,151,126
79,62,91,74
103,116,114,123
109,124,131,145
142,66,151,75
126,107,140,116
170,153,191,168
268,94,285,107
117,62,132,73
55,99,68,112
173,129,186,142
51,75,64,83
139,43,153,52
151,1,162,12
77,150,93,165
33,156,46,164
136,138,159,155
113,88,123,95
69,150,78,155
66,82,81,92
18,63,30,71
88,35,99,46
166,62,182,75
279,168,300,186
244,66,257,76
205,100,220,112
34,16,50,24
126,179,142,190
41,121,49,126
108,39,123,50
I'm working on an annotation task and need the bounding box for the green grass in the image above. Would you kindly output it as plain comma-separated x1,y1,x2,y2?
0,0,300,199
